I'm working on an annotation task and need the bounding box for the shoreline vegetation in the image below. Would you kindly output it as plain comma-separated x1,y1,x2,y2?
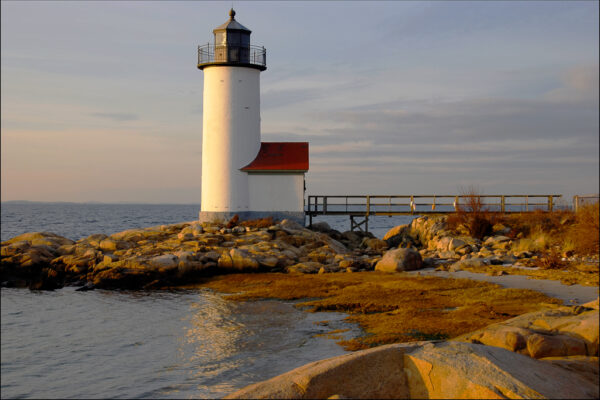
1,203,598,398
193,272,562,351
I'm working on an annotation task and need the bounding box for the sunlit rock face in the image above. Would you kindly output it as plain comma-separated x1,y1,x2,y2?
225,339,598,399
455,305,599,358
375,248,423,272
225,302,600,399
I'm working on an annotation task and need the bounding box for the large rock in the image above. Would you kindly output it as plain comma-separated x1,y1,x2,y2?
149,254,179,268
526,332,587,359
375,248,423,272
229,248,259,270
456,306,599,358
226,341,598,399
383,224,409,241
2,231,74,246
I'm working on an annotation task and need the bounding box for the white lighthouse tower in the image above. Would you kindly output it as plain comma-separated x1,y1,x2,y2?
198,10,308,224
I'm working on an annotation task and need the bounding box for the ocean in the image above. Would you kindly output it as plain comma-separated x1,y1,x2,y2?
0,202,416,399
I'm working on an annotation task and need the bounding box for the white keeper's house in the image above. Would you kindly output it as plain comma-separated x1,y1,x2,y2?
197,9,309,224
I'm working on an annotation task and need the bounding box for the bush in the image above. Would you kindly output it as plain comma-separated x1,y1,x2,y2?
564,202,599,256
534,251,567,270
446,187,499,240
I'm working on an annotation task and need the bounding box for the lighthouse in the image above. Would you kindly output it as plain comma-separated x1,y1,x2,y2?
197,9,309,224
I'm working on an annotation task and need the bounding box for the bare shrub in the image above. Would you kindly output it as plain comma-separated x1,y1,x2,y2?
447,186,499,240
225,214,240,228
534,250,567,270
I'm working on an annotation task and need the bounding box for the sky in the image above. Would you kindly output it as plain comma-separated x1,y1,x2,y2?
1,1,598,205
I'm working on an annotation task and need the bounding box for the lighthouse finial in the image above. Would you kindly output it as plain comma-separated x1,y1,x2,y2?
229,8,236,20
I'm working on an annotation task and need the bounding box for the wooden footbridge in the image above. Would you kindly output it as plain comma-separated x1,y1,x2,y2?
306,194,562,232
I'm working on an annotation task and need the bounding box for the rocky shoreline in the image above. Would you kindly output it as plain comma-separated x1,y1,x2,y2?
2,215,597,290
2,215,599,398
1,218,379,290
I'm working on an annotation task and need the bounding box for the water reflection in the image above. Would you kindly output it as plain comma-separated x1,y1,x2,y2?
2,287,360,399
179,290,361,398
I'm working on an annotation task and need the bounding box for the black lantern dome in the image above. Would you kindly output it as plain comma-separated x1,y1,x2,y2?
197,9,266,71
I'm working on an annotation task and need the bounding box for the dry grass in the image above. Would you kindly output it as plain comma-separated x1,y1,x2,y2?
504,209,573,239
194,272,561,351
565,203,599,255
502,203,598,258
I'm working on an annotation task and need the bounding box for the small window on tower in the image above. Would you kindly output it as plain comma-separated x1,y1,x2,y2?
215,32,227,46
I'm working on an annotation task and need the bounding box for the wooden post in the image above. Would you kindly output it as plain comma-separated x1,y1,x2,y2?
366,196,370,217
574,195,579,213
501,195,505,213
323,197,327,214
548,196,554,212
526,195,529,212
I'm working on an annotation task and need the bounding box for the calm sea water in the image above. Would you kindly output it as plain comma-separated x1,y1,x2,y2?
0,202,416,242
1,202,415,399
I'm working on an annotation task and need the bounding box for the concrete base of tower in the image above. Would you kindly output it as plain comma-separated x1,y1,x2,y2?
199,211,305,226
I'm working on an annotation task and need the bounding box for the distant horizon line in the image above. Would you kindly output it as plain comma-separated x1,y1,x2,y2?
1,200,201,205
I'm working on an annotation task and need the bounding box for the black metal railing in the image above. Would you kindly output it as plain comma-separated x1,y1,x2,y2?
197,44,266,68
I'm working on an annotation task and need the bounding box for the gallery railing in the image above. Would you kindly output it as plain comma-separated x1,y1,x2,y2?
197,44,266,68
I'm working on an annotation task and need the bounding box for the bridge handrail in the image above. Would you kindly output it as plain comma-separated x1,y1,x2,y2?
306,194,562,215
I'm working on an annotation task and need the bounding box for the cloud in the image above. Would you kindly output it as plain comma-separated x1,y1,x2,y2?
544,65,599,102
315,93,598,146
90,112,138,122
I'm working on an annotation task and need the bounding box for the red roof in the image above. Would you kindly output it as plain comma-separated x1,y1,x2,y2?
241,142,309,172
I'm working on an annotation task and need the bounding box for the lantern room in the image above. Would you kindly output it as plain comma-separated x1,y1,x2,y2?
198,9,266,70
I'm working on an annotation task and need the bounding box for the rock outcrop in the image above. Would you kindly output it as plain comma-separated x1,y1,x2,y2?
1,219,380,290
226,340,598,399
455,304,599,358
227,304,600,399
380,216,598,284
